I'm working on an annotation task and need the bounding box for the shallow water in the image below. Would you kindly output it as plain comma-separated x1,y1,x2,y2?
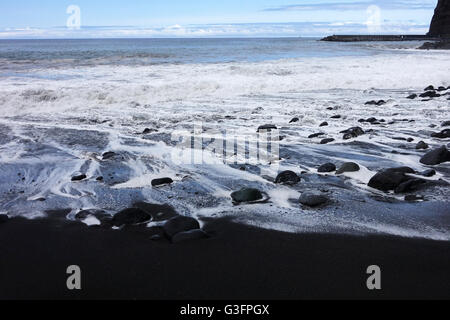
0,38,449,240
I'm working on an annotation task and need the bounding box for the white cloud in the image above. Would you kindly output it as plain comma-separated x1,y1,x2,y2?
0,21,431,39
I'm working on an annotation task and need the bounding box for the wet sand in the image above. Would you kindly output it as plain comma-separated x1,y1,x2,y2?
1,214,449,300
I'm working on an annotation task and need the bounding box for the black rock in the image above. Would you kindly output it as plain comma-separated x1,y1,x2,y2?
318,163,336,173
437,86,447,91
112,208,151,227
289,117,299,123
257,124,277,132
231,188,263,203
319,122,329,127
407,94,418,99
96,176,104,181
172,229,208,244
336,162,360,174
424,85,435,91
330,115,341,119
275,171,301,186
431,129,450,139
142,128,156,134
151,177,174,187
102,151,117,160
341,127,365,140
365,100,386,106
420,169,436,177
442,121,450,127
320,138,335,144
395,178,427,194
416,141,429,150
308,132,325,139
366,117,377,123
0,214,9,224
420,91,441,98
420,146,450,165
368,170,412,192
163,216,201,240
392,137,407,141
299,192,329,207
71,174,87,182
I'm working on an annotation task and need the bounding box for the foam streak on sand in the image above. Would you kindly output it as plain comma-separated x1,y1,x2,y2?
0,44,449,240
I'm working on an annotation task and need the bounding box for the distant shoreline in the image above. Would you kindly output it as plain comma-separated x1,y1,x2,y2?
321,34,444,42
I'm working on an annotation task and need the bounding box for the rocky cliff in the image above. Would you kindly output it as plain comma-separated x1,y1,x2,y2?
429,0,450,36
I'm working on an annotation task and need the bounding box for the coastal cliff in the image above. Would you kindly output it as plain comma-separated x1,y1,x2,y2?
429,0,450,36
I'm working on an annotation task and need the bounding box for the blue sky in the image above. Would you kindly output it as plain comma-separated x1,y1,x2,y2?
0,0,438,38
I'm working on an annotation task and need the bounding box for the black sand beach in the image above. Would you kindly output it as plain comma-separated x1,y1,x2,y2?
1,213,449,300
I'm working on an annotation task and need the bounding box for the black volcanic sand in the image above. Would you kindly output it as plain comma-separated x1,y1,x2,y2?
1,213,449,300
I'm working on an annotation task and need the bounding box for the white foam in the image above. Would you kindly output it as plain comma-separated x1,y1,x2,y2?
82,215,101,226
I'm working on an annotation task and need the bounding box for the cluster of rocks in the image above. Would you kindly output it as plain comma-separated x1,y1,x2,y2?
231,170,330,208
358,117,386,125
367,166,446,196
75,203,207,244
406,85,449,100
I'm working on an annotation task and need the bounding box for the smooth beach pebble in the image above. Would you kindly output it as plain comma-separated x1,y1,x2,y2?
420,146,450,165
320,138,335,145
416,141,429,150
368,167,416,192
152,177,174,187
231,188,263,204
336,162,360,174
257,124,277,132
341,127,365,140
71,174,87,182
299,193,329,207
275,171,301,186
308,132,325,139
102,151,117,160
163,216,201,240
318,163,336,173
112,208,151,227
